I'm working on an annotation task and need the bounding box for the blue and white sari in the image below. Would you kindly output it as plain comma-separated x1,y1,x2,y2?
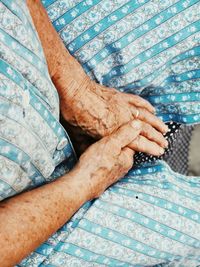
0,0,200,266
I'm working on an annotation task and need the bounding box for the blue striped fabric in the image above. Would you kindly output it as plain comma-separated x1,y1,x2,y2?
18,1,200,266
42,0,200,125
0,0,199,266
0,0,76,201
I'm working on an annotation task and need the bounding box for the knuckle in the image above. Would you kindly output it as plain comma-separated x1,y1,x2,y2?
133,136,140,150
146,124,155,137
121,155,131,170
133,95,143,103
140,143,146,152
117,156,124,169
142,122,148,132
141,108,148,117
131,119,142,130
126,155,133,169
131,95,140,103
108,138,120,153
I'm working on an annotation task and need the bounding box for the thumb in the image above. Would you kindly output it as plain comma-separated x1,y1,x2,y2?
117,147,135,175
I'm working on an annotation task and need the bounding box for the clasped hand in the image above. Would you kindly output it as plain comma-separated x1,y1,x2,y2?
59,78,169,199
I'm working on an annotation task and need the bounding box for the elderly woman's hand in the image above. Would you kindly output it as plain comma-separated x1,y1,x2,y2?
59,74,168,149
77,120,166,199
27,0,168,149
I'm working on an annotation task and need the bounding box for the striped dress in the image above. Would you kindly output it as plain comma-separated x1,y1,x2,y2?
0,1,199,266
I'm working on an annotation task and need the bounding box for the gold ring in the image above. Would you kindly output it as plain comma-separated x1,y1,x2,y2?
135,109,140,118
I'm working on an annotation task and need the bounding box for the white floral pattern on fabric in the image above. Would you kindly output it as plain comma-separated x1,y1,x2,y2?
44,0,200,124
0,0,199,266
37,164,200,267
0,0,77,201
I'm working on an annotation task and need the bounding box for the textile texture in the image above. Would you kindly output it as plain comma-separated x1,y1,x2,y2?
166,125,194,175
0,0,199,266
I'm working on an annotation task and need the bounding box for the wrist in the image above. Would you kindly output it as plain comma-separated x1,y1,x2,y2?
52,52,90,101
54,60,93,127
61,164,93,203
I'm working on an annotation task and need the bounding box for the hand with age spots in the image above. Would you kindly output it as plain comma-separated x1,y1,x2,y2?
76,120,167,199
59,77,169,156
59,76,169,141
26,0,168,155
0,3,170,266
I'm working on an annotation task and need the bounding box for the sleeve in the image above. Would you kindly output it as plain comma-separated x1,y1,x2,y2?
0,0,76,201
0,1,52,201
0,153,31,201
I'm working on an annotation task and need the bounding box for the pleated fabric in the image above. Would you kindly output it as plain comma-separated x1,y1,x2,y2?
43,0,200,125
0,0,77,201
0,0,200,267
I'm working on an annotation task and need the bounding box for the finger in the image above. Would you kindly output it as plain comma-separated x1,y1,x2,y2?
111,120,142,148
121,147,135,158
118,147,135,171
131,107,168,133
126,94,155,113
128,135,165,156
140,122,168,148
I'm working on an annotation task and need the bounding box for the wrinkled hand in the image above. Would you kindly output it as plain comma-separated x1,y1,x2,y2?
60,78,168,144
77,120,166,199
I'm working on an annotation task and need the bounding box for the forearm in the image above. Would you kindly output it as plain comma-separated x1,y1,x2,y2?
26,0,88,100
0,166,90,267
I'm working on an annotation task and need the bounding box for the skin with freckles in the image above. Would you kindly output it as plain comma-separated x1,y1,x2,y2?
27,0,168,141
0,121,158,267
77,120,165,198
0,2,169,266
60,81,169,139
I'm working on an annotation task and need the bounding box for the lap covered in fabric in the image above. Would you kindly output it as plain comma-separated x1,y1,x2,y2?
0,1,199,266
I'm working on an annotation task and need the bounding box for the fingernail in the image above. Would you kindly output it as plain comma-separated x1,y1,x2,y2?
151,107,156,114
159,148,165,155
164,140,168,148
164,125,169,133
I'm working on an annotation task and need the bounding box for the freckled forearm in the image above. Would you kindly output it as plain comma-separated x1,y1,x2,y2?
27,0,70,76
26,0,88,99
0,166,91,267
